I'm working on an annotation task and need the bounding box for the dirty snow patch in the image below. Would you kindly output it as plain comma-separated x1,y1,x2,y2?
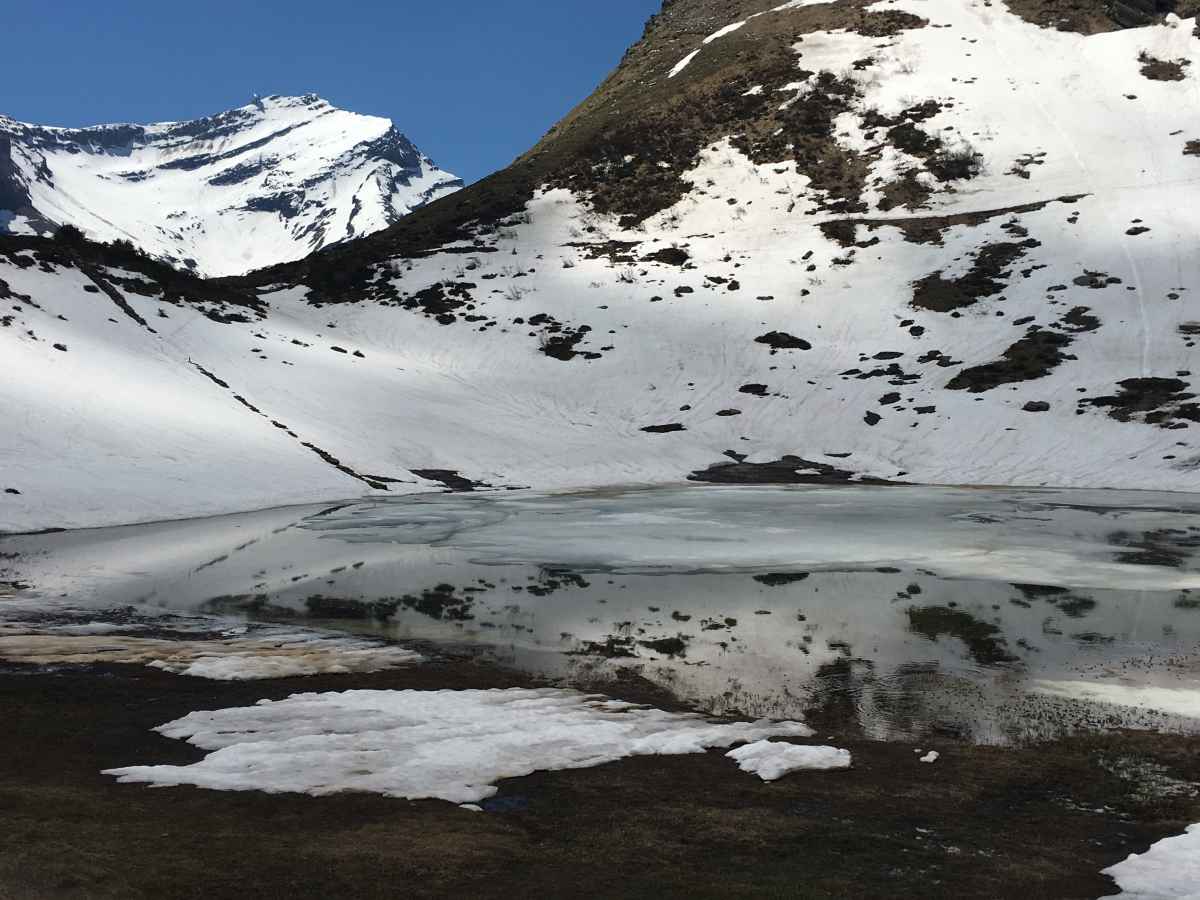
725,739,851,780
104,688,815,803
0,622,422,680
1103,824,1200,899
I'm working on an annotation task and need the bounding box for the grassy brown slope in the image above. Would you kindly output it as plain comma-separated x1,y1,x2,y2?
5,660,1200,899
228,0,930,302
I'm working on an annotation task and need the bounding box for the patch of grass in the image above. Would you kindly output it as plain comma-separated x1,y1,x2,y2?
1138,49,1191,81
927,143,985,182
947,329,1075,392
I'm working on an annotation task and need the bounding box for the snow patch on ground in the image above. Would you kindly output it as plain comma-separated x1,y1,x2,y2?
104,688,815,802
725,739,850,780
1103,824,1200,899
1032,681,1200,720
704,21,747,44
669,50,702,78
0,618,421,680
0,211,35,235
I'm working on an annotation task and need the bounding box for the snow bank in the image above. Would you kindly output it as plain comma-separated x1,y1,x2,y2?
1103,824,1200,899
1032,681,1200,721
725,739,851,780
104,688,815,802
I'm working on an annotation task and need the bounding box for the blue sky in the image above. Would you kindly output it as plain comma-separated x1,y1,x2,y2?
4,1,662,184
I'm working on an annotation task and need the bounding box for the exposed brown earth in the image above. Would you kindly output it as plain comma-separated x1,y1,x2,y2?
229,0,935,301
3,659,1200,899
1003,0,1198,33
1138,50,1192,80
946,330,1076,392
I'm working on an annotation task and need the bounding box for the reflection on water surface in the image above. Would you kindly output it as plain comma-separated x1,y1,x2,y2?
5,485,1200,743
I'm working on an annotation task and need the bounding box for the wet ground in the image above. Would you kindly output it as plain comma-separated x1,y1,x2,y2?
4,484,1200,896
3,658,1199,899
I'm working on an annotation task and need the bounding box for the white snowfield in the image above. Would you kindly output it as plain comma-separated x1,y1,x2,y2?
3,1,1200,531
0,95,461,276
726,739,851,780
103,688,817,803
1103,824,1200,900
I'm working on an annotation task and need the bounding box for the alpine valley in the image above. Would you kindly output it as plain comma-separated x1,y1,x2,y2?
3,0,1200,532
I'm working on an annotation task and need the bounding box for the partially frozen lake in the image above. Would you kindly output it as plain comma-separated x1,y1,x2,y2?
5,484,1200,743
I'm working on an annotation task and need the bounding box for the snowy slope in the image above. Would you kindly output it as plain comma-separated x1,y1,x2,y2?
0,95,461,276
3,0,1200,531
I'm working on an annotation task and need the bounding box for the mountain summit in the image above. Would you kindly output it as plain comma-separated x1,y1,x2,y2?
0,95,462,276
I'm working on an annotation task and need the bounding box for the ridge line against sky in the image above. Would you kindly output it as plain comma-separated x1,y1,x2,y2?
4,0,662,185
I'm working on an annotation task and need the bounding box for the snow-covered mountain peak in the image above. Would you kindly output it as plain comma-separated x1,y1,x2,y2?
0,95,461,276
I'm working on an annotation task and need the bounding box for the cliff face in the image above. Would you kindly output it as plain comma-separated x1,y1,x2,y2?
0,137,31,218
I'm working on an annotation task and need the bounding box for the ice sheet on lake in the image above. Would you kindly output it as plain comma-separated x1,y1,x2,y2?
104,688,816,803
725,740,851,780
301,486,1200,591
1103,823,1200,899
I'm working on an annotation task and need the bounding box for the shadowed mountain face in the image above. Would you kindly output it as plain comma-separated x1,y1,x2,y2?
0,95,462,276
3,0,1200,531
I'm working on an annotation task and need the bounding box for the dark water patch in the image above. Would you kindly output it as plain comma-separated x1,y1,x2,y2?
1109,528,1200,568
396,584,476,621
1013,583,1071,599
907,606,1018,665
305,595,402,622
526,570,591,596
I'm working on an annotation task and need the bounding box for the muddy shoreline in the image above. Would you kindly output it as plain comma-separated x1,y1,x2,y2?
4,655,1199,899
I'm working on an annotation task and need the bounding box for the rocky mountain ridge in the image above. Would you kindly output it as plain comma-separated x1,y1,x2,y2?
0,95,461,276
